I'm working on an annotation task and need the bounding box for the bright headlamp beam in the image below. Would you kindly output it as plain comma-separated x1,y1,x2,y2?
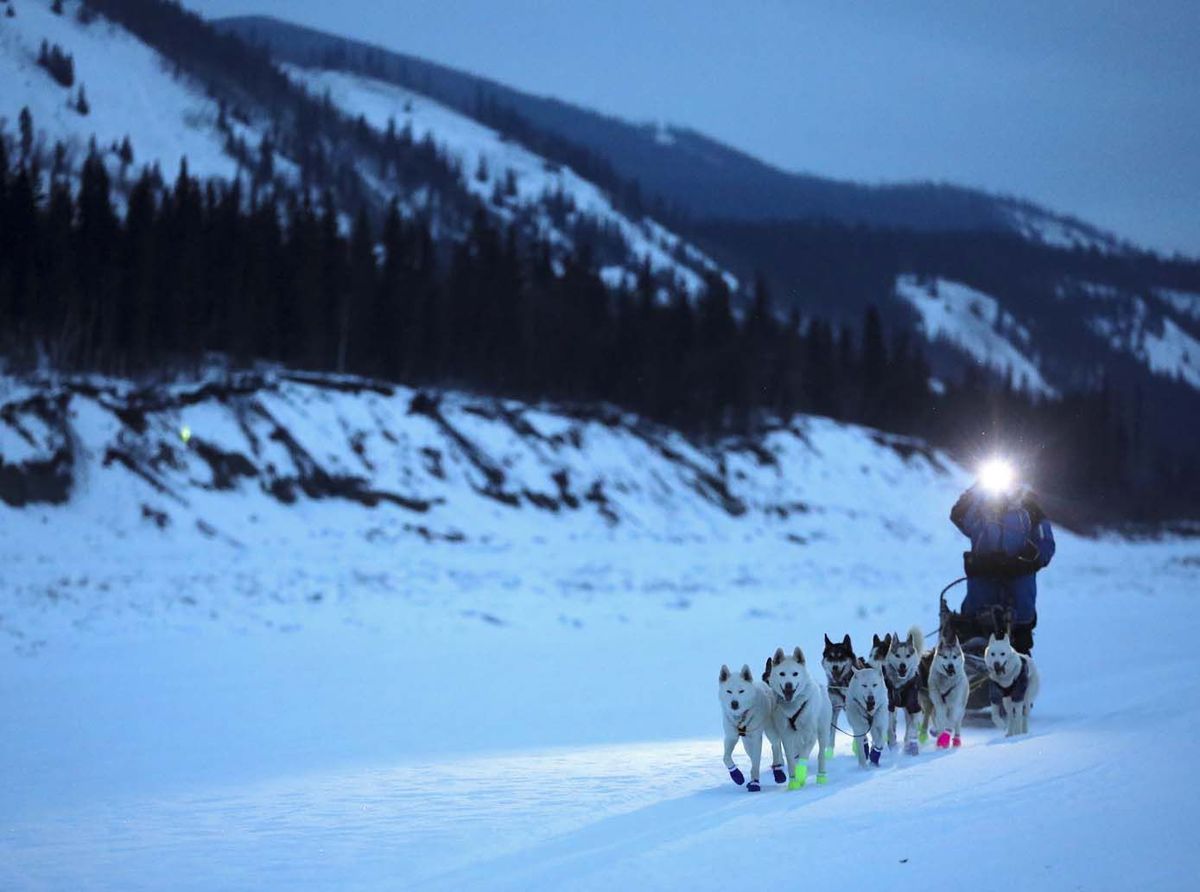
978,458,1015,495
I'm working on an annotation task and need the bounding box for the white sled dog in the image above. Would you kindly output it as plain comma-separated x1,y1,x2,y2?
884,626,925,755
844,658,889,767
919,633,968,749
984,633,1040,736
717,664,785,791
764,647,833,789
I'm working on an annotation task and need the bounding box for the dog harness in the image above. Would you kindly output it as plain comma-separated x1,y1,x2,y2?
989,660,1030,705
786,700,807,732
826,664,852,706
735,709,754,737
886,675,921,715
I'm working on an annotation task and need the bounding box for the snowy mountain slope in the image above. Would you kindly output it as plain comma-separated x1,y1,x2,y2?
1,373,1198,889
1064,281,1200,391
894,275,1056,396
218,15,1136,253
283,64,731,295
0,0,245,182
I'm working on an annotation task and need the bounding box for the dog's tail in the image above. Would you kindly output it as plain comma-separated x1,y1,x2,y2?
907,624,925,654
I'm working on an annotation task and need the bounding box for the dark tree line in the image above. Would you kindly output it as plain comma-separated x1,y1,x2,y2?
0,138,930,432
1,138,1195,520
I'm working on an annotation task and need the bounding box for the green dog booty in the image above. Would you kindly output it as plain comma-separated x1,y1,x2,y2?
816,772,828,785
788,763,808,790
824,746,834,760
852,738,861,757
919,729,930,745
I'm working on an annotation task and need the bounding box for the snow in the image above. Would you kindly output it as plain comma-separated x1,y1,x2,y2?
1156,287,1200,322
282,64,732,295
1003,205,1122,253
0,0,242,183
2,378,1198,890
894,275,1056,396
1080,286,1200,390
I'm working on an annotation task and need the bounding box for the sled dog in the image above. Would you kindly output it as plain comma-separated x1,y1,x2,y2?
884,626,925,755
864,633,892,670
844,658,889,767
821,633,856,757
919,632,968,749
764,646,833,789
984,633,1040,736
718,663,785,791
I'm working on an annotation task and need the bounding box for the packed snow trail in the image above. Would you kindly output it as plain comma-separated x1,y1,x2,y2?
1,534,1196,890
1,379,1197,889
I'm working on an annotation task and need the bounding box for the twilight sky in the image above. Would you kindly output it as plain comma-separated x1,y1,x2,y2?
185,0,1200,255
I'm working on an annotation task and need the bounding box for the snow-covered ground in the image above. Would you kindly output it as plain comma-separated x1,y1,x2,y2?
0,0,242,182
1,375,1197,890
284,64,732,295
894,275,1056,395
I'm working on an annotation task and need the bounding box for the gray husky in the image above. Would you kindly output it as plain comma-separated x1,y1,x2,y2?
884,626,925,755
844,659,888,767
821,633,856,759
919,633,968,749
764,647,833,789
984,633,1040,736
718,664,785,791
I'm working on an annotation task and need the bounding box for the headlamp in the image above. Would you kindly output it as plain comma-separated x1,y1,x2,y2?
978,458,1015,496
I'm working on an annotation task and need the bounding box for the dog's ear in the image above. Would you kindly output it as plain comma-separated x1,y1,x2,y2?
762,657,773,682
884,633,894,652
842,633,852,649
793,646,805,664
739,664,753,683
824,633,833,648
987,633,996,647
872,633,881,648
906,629,915,646
773,647,785,666
719,664,731,683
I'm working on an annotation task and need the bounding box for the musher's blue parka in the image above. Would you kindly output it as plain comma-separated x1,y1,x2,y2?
951,485,1055,625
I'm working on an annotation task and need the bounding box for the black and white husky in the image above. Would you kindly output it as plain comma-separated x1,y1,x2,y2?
764,647,833,789
884,626,925,755
984,633,1040,737
844,658,888,767
864,632,892,670
717,664,785,791
821,633,856,759
919,633,968,749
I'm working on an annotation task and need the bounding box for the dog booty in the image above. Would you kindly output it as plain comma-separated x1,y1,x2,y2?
746,779,761,792
728,766,745,785
904,740,920,756
815,772,828,785
788,763,808,790
919,728,930,745
852,738,861,757
952,735,962,748
868,746,882,766
772,764,787,784
824,746,834,760
936,730,952,749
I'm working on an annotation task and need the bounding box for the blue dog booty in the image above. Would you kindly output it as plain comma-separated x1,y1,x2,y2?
868,746,882,766
728,766,745,785
772,764,787,784
747,779,761,792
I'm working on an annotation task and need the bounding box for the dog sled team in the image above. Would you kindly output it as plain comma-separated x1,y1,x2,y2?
718,458,1054,791
718,625,1039,791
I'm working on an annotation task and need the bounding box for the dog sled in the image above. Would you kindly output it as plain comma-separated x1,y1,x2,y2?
935,585,1012,712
